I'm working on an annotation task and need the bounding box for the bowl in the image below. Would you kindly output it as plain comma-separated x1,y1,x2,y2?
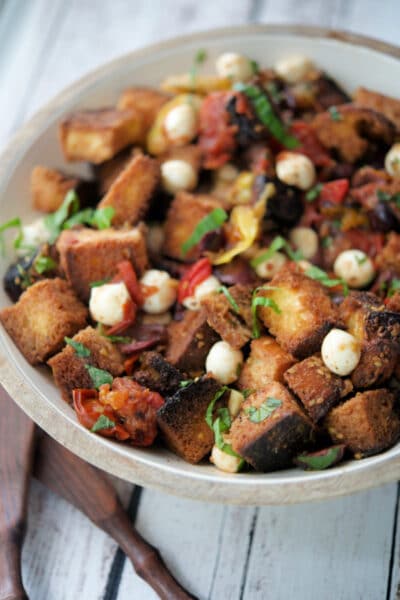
1,25,400,505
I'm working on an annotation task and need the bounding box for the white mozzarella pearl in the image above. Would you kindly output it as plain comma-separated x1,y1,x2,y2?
228,389,245,417
164,104,197,144
274,55,314,83
321,328,361,376
89,282,131,326
161,159,197,194
276,152,316,191
210,444,242,473
18,217,51,255
215,52,253,82
182,275,221,311
253,250,287,279
289,226,319,259
384,143,400,177
333,249,376,289
206,340,243,385
140,269,177,314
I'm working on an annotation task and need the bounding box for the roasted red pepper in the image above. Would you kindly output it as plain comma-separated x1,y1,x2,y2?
177,257,212,303
198,92,238,169
113,260,143,306
290,121,333,168
319,179,349,205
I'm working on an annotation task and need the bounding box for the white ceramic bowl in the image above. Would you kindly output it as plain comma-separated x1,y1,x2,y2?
1,25,400,505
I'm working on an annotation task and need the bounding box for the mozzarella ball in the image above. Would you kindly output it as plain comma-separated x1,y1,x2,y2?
206,340,243,385
164,104,197,145
276,152,316,190
146,224,165,255
228,389,245,417
253,250,287,279
182,275,221,311
274,55,314,83
140,269,177,314
215,52,253,82
89,282,131,326
217,163,239,182
384,143,400,177
333,249,375,289
289,226,319,259
321,328,361,376
18,217,51,255
210,444,242,473
161,159,197,194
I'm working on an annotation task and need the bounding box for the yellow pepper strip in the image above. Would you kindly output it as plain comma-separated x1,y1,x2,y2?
161,74,232,95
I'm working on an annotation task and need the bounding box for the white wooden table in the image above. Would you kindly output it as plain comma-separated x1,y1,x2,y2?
1,1,400,598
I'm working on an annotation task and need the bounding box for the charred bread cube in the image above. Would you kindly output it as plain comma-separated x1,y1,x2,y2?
97,154,160,227
256,266,337,358
230,382,313,471
351,339,398,389
284,355,353,422
59,108,143,164
31,166,79,213
162,191,223,262
238,336,297,391
354,87,400,133
133,351,183,395
200,284,253,349
0,278,88,364
56,226,148,302
166,309,219,375
324,389,400,457
376,233,400,276
48,326,124,403
387,292,400,313
117,87,170,139
157,375,222,463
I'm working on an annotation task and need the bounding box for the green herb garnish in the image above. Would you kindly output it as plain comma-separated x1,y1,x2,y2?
85,365,113,388
377,189,400,208
0,217,23,256
218,285,239,313
250,235,302,268
206,392,243,460
63,206,115,231
388,278,400,297
189,48,207,85
44,190,80,243
34,255,57,274
355,254,367,266
305,265,348,296
181,207,228,255
91,414,116,433
234,83,299,149
306,183,323,202
245,397,282,423
295,445,345,471
250,59,260,75
242,388,255,399
179,379,194,388
251,290,282,338
16,264,32,289
89,278,111,288
205,386,230,428
105,335,131,343
328,106,342,121
64,337,91,358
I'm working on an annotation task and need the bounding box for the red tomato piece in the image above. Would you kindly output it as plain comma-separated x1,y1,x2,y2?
198,91,238,169
290,121,333,168
319,179,350,205
177,257,212,303
72,389,130,441
106,298,137,335
113,260,143,306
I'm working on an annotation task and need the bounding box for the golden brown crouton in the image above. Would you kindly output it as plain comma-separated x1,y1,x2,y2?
230,382,313,471
256,266,337,358
387,292,400,313
59,108,143,164
94,149,135,196
48,326,124,402
157,375,222,463
354,87,400,132
312,105,395,163
159,144,203,171
351,339,398,389
200,284,253,349
97,154,160,227
0,278,88,364
239,336,296,391
324,389,400,457
163,191,223,261
166,309,219,375
117,87,170,137
31,166,78,213
376,233,400,276
284,355,353,422
56,226,148,301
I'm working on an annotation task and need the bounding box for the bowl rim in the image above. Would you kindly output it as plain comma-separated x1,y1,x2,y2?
1,24,400,505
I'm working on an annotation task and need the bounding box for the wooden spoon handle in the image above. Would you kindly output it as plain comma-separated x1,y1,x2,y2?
0,386,36,600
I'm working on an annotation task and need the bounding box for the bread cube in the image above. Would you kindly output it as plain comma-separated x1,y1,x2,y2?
48,326,124,402
256,266,337,358
97,154,160,226
387,292,400,313
376,233,400,276
351,339,398,389
324,389,400,457
230,382,313,471
284,355,353,422
354,87,400,132
157,375,222,463
0,278,88,364
159,144,203,171
56,226,148,301
239,336,296,391
94,149,135,196
31,166,78,213
133,351,183,395
117,87,170,137
59,108,143,163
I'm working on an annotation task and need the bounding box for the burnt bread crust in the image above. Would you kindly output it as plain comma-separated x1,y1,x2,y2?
133,351,183,395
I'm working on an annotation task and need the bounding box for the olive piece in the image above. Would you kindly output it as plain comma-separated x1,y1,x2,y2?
368,202,400,232
259,177,303,226
226,95,263,147
3,252,38,302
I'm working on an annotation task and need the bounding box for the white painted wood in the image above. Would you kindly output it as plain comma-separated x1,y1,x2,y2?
389,487,400,600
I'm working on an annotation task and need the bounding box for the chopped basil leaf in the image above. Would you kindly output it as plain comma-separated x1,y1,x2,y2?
16,264,32,289
251,290,282,338
91,414,116,433
305,265,348,296
234,83,299,149
306,183,322,202
181,207,228,255
0,217,23,256
44,190,80,243
377,189,400,208
63,206,115,231
388,278,400,297
179,379,194,388
90,278,111,288
34,255,57,274
105,335,132,343
250,59,260,74
218,285,239,312
250,235,302,268
85,365,113,388
205,386,229,429
245,397,282,423
242,388,255,399
355,254,367,266
189,48,207,84
64,337,91,358
328,106,342,121
322,236,332,248
295,445,345,470
62,207,94,229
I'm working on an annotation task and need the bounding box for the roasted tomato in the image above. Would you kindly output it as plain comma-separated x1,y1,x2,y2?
177,257,212,303
72,388,130,441
198,92,238,169
290,121,334,168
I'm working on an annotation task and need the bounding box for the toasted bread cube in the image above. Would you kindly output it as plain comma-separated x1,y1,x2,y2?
59,108,143,164
201,284,253,349
97,154,160,226
351,339,398,389
376,233,400,276
166,309,219,375
230,382,313,471
31,166,78,213
159,144,203,171
354,87,400,132
239,336,297,391
163,191,223,262
157,375,222,463
0,278,88,364
387,292,400,313
94,149,135,196
56,226,148,301
48,326,124,402
133,351,183,395
256,266,337,358
284,355,353,422
324,389,400,457
117,87,170,138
